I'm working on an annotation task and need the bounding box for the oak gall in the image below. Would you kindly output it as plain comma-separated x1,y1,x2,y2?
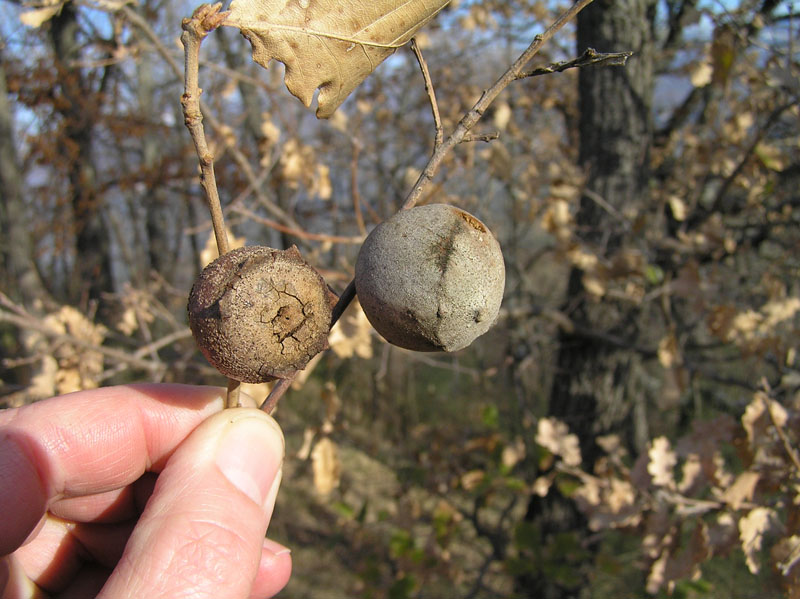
355,204,505,352
188,245,336,382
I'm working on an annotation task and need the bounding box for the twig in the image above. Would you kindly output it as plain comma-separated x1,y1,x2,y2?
410,38,444,149
400,0,596,212
582,187,631,229
351,140,367,237
330,280,357,325
0,308,166,374
126,3,301,235
180,3,240,408
181,4,230,256
231,206,365,244
516,47,632,79
759,386,800,474
705,101,795,217
462,132,500,143
260,377,293,414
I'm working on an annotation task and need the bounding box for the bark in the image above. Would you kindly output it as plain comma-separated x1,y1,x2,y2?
516,0,656,596
559,0,656,447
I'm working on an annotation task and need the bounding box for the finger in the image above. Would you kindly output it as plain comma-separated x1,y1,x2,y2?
1,554,46,599
57,564,109,598
49,472,158,524
14,514,133,593
0,384,225,556
99,408,285,599
250,539,292,599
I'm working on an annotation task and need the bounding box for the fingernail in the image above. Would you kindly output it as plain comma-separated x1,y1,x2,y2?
215,412,284,508
263,538,291,557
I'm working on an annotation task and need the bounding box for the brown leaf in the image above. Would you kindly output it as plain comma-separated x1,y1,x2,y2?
721,471,760,510
742,392,787,447
311,437,341,495
226,0,450,118
739,507,776,574
536,418,582,467
19,2,65,28
647,437,677,489
657,333,682,369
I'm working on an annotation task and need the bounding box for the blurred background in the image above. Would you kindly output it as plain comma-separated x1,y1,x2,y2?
1,0,798,596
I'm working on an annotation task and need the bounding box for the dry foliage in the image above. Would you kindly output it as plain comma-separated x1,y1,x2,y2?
226,0,450,117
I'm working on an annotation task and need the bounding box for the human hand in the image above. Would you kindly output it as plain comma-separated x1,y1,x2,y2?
0,384,291,598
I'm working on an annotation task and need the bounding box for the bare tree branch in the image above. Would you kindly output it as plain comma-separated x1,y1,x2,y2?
516,47,633,79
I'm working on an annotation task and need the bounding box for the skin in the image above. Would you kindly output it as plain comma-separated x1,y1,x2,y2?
0,384,291,599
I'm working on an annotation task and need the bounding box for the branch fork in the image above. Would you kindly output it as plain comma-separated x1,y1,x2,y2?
180,0,616,413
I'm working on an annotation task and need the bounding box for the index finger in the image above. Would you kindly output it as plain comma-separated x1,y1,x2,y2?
0,384,225,556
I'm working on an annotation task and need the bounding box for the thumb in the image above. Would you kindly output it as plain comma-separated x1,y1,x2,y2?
99,408,287,599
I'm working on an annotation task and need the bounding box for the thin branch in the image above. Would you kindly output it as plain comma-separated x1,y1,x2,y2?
331,280,357,326
582,187,632,229
180,3,231,256
231,206,365,244
180,4,240,408
517,47,633,79
260,377,293,414
323,0,597,332
0,309,167,374
759,387,800,475
462,132,500,144
693,100,796,226
400,0,596,212
411,38,444,149
351,140,367,237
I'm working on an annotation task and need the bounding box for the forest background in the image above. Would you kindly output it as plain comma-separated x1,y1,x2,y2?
1,0,799,597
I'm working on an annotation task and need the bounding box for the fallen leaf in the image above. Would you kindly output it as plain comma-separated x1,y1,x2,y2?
460,469,486,491
742,392,787,446
501,437,526,469
226,0,450,118
739,507,776,574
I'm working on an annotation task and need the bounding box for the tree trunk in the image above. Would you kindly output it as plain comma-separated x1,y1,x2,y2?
50,4,114,308
0,46,50,308
516,0,656,596
556,0,656,453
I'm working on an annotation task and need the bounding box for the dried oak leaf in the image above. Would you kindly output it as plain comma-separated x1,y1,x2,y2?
647,436,677,489
739,507,777,574
536,417,582,467
225,0,450,118
311,437,341,495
